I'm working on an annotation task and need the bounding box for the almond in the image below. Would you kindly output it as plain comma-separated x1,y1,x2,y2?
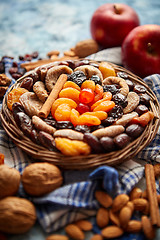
75,219,92,231
109,209,120,227
101,226,123,239
95,191,113,208
126,201,134,213
132,198,148,211
46,235,69,240
112,194,129,212
141,216,156,240
74,39,99,58
119,206,132,229
126,220,142,233
129,187,142,200
47,50,60,57
90,234,103,240
65,224,85,240
96,207,109,228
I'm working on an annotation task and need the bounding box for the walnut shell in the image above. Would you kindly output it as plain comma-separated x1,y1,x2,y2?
0,196,36,234
22,162,63,196
0,165,21,199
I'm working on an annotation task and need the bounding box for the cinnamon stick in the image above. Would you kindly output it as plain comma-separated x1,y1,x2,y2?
38,74,68,118
145,164,160,227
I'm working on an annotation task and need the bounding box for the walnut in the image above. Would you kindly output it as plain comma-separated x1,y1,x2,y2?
22,162,63,196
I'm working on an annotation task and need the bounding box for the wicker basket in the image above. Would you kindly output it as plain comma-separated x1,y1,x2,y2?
1,60,160,169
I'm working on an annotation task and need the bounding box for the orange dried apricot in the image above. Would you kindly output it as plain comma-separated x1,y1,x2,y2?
93,84,104,103
59,87,80,103
78,114,101,126
70,109,80,126
55,137,91,156
103,91,112,101
54,103,71,121
63,81,81,91
81,80,96,92
131,111,154,127
99,62,116,78
7,88,28,111
93,100,115,112
82,111,107,120
51,98,77,117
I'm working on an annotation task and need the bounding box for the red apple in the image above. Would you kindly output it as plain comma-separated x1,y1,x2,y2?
121,24,160,78
90,3,140,48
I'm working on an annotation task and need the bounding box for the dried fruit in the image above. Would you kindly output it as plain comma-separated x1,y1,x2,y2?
7,87,28,110
131,111,154,127
54,103,72,121
78,114,101,126
59,87,80,103
99,61,116,78
93,100,115,112
0,153,4,165
51,98,77,117
63,81,81,91
22,163,63,196
79,88,95,104
81,80,96,92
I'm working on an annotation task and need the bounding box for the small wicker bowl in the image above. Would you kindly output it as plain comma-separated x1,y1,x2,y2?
1,60,160,169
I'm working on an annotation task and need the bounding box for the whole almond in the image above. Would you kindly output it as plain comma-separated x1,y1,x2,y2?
101,226,123,239
126,220,142,233
132,198,148,211
90,234,103,240
126,201,134,213
75,219,92,231
46,235,69,240
96,207,109,228
22,162,63,196
95,191,113,208
65,224,84,240
119,206,132,229
129,187,142,200
0,164,21,199
0,196,36,234
112,194,129,212
141,216,156,240
74,39,99,58
109,209,120,227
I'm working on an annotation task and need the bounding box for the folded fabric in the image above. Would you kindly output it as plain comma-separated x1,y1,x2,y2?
0,57,160,238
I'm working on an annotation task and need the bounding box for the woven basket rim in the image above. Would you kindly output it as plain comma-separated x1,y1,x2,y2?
1,60,160,170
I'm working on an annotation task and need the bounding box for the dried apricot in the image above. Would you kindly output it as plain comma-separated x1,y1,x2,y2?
82,111,107,120
70,109,80,126
131,111,154,127
93,101,115,112
93,84,104,103
81,80,96,92
54,103,71,121
51,98,77,117
7,88,28,111
59,87,80,103
55,137,91,156
103,91,112,101
63,81,81,91
78,114,101,126
99,62,116,78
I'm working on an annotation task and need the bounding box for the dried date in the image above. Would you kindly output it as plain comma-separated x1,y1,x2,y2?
13,112,33,137
83,133,104,153
126,124,144,139
114,133,130,149
100,136,115,152
19,77,33,91
38,131,57,151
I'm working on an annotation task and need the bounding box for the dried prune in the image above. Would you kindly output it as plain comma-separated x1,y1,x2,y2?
114,133,130,149
30,129,40,144
103,84,120,95
125,79,134,91
38,131,57,151
112,93,128,108
19,77,33,91
117,71,129,79
84,133,104,153
74,124,91,133
44,119,57,128
13,112,33,137
90,75,102,85
139,93,150,106
126,124,144,139
0,61,5,73
134,85,147,94
67,71,87,86
27,71,39,83
100,136,115,152
101,117,115,127
56,121,74,129
90,124,104,132
135,104,149,115
108,105,123,119
12,102,24,114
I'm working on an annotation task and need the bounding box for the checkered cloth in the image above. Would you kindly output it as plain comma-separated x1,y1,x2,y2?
0,57,160,238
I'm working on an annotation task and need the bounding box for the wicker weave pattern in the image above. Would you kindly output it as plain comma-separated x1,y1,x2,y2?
1,61,160,169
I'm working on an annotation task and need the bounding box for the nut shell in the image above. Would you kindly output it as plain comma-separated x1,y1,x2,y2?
0,165,20,199
22,162,63,196
0,196,36,234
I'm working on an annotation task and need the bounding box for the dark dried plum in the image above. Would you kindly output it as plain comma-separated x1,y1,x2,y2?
38,131,57,151
117,71,129,79
44,119,57,128
13,112,33,137
27,71,39,82
12,102,24,113
139,93,150,106
114,133,130,149
135,104,149,115
90,75,102,85
125,79,134,91
112,93,128,108
101,117,115,127
67,71,86,86
30,129,40,144
56,121,74,129
100,136,115,152
126,124,144,139
84,133,104,153
19,77,33,91
134,84,147,94
74,125,91,133
103,84,120,95
90,124,104,132
108,105,123,119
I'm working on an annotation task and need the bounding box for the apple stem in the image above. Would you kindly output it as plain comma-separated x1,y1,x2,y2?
147,43,154,54
113,4,120,14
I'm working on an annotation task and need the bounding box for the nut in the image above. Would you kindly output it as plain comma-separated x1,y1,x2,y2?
101,226,124,239
74,39,99,58
22,162,63,196
96,207,109,228
95,190,113,208
129,187,142,200
75,220,92,231
46,235,69,240
126,220,142,233
65,224,85,240
112,194,129,213
123,92,139,114
90,234,103,240
119,206,132,229
153,163,160,178
141,216,156,240
0,165,20,199
109,209,120,227
0,196,36,234
132,198,148,211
